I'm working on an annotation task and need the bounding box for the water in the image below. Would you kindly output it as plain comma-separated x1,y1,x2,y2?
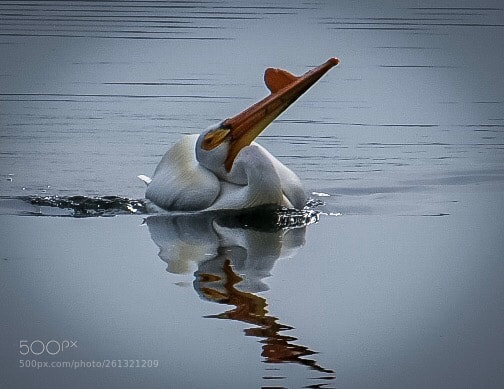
1,1,503,388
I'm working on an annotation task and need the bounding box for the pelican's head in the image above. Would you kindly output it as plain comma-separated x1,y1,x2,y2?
195,122,231,178
195,57,339,176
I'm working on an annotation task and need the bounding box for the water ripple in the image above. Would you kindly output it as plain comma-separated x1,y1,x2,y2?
0,0,308,40
0,195,321,229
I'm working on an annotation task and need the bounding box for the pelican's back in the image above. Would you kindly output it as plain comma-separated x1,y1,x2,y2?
146,135,220,211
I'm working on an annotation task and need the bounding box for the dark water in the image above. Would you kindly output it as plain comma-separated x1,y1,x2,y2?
1,1,503,388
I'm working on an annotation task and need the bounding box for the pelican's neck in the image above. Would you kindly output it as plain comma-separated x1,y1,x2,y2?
225,144,284,207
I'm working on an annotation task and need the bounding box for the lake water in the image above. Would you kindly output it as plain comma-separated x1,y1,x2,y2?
1,1,503,388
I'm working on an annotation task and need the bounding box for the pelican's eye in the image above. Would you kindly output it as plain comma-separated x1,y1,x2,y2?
201,128,231,151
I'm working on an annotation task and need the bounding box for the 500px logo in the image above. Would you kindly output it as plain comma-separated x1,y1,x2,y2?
19,340,78,356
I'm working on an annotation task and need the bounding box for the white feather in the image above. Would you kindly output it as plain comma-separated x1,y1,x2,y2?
146,135,220,211
137,174,152,185
144,133,306,211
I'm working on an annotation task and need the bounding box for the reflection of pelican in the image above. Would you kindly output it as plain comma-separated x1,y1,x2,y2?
139,58,339,211
146,210,307,288
146,212,335,380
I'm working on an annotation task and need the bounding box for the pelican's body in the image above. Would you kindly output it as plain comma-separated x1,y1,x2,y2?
140,58,339,212
145,133,305,211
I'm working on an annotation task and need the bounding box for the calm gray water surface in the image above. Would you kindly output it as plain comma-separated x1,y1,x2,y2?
1,1,503,388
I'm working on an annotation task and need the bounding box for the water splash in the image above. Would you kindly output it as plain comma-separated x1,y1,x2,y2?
1,195,321,229
216,205,320,231
26,195,148,217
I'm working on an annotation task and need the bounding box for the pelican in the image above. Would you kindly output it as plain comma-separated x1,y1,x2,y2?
139,57,339,212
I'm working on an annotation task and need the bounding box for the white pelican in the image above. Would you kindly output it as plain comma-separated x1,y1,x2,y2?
139,57,339,211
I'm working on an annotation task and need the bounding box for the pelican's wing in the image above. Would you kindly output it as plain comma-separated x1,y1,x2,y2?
146,134,220,211
208,144,285,210
254,143,307,209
